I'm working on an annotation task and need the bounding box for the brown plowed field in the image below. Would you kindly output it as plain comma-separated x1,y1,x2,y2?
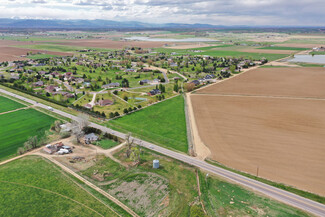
56,39,169,49
192,67,325,195
196,67,325,98
0,43,72,61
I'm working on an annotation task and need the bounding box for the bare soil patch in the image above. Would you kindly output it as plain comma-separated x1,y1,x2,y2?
56,39,168,49
196,67,325,99
191,95,325,195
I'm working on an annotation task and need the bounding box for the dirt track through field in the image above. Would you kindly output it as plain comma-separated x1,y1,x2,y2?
191,67,325,195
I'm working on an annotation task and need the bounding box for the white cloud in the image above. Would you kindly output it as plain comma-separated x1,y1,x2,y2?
0,0,324,26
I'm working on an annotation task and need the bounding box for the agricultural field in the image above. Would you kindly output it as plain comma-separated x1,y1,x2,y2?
107,95,188,153
0,95,25,113
0,156,123,217
0,103,55,160
191,67,325,196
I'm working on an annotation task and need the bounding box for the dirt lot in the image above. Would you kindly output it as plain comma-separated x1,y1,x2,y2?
56,39,169,49
196,67,325,98
191,95,325,195
191,67,325,195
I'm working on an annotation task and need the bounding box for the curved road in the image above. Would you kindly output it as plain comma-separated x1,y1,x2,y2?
1,87,325,216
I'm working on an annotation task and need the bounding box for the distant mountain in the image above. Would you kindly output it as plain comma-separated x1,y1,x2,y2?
0,18,222,29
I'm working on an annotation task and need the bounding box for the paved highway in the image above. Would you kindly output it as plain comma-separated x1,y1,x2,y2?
1,87,325,217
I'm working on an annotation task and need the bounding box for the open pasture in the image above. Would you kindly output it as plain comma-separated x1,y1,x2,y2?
192,67,325,195
0,108,55,160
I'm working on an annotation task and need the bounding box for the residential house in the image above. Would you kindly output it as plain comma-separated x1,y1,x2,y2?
97,99,114,106
190,80,200,86
34,81,44,87
84,133,99,144
102,82,120,89
148,89,162,96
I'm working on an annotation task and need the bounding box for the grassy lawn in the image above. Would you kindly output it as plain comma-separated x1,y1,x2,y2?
0,95,26,113
0,109,55,160
95,139,119,149
199,171,310,216
0,156,122,217
258,46,308,51
107,95,188,153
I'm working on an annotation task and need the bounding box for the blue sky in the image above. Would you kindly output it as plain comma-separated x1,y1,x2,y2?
0,0,324,26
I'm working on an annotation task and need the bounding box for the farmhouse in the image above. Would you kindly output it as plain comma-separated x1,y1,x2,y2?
33,81,44,87
139,79,150,85
190,80,200,86
84,133,99,144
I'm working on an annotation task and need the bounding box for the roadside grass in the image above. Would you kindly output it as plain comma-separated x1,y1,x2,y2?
0,156,120,217
0,109,55,161
206,159,325,204
95,139,119,149
258,46,308,51
310,51,325,55
107,95,188,153
0,95,26,113
198,171,310,217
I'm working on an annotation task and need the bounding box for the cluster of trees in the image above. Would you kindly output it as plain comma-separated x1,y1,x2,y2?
123,106,139,114
156,95,165,101
109,111,120,118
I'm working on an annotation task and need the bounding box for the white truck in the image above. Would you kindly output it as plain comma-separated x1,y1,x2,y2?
47,106,54,111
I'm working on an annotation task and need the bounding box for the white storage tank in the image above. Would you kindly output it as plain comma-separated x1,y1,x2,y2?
153,159,159,169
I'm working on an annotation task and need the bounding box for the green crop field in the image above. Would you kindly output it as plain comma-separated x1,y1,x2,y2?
28,54,60,59
107,95,188,153
199,171,309,216
155,47,288,61
15,43,112,53
0,156,122,217
0,109,55,160
0,96,26,113
258,46,308,51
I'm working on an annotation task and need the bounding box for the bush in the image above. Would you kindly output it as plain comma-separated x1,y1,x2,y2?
60,131,71,139
83,126,102,135
17,147,25,155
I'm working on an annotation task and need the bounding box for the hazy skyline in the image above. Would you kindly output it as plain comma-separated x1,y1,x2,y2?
0,0,324,26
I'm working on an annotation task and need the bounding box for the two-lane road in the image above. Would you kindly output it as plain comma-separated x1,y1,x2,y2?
1,87,325,216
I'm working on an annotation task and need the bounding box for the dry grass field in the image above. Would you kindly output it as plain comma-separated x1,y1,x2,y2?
191,67,325,196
